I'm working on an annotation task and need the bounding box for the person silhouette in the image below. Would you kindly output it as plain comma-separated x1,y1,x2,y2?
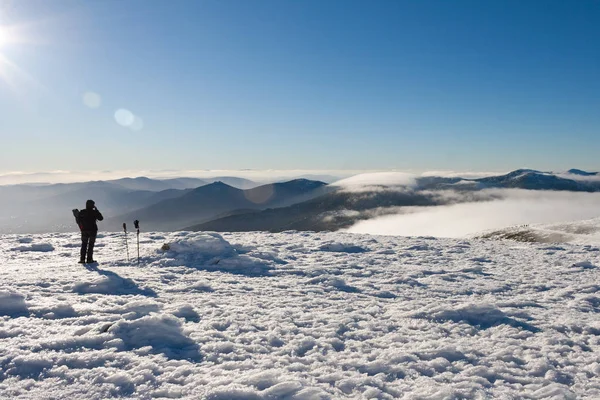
77,200,104,263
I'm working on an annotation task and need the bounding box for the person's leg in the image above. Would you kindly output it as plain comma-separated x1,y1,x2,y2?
87,232,97,262
80,232,89,262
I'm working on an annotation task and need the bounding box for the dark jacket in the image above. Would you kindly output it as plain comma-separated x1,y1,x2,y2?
78,208,104,232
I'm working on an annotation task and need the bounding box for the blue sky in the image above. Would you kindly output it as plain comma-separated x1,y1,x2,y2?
0,0,599,175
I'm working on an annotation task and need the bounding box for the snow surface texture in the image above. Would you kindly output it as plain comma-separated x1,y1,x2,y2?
476,218,600,245
1,230,600,399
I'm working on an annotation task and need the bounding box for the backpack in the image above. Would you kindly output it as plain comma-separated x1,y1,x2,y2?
72,209,82,231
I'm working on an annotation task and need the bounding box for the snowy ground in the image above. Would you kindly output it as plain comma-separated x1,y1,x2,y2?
476,218,600,245
1,230,600,399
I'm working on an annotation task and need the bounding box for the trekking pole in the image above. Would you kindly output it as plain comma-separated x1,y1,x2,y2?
134,220,140,265
123,223,129,261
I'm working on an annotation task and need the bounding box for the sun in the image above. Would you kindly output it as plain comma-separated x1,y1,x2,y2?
0,19,41,94
0,24,26,91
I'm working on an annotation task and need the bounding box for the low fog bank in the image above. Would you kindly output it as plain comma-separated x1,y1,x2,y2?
0,169,359,185
347,190,600,238
332,172,417,191
420,170,507,179
557,173,600,183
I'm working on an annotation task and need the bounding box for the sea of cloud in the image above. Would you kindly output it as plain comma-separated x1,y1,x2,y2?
419,170,507,179
348,189,600,238
557,173,600,182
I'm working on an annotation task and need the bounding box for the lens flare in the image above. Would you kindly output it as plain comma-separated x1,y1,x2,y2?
115,108,135,127
83,91,101,108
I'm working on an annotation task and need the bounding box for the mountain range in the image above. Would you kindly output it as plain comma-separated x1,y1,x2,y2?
187,169,600,233
1,169,599,234
0,176,257,233
416,169,600,191
109,179,329,231
184,188,440,232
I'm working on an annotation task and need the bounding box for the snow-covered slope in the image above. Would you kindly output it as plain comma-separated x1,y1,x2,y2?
1,231,600,399
477,217,600,244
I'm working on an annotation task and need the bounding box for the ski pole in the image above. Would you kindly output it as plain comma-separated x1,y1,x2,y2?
123,223,129,261
134,220,140,265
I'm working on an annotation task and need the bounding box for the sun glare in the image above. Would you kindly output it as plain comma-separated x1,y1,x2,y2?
0,26,13,50
0,26,7,46
0,24,29,91
0,24,18,48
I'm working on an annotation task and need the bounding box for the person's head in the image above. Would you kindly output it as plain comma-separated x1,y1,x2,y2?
86,199,95,210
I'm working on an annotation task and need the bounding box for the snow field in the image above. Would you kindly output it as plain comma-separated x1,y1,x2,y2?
1,230,600,399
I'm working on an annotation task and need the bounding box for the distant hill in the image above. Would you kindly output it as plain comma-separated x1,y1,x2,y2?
0,178,205,234
107,176,258,191
108,177,208,191
0,176,274,233
204,177,259,189
289,174,343,184
21,183,192,216
474,169,596,191
566,169,598,177
415,176,465,190
112,179,328,231
417,169,600,192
